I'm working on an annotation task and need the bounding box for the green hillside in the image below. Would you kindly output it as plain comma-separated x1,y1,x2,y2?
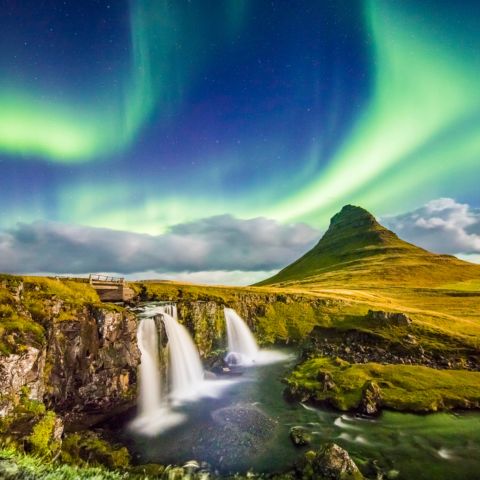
256,204,480,288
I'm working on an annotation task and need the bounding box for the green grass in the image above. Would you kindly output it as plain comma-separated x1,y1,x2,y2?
286,357,480,412
0,448,128,480
22,277,99,306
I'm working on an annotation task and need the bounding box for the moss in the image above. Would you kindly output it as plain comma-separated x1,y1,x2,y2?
0,275,102,354
257,302,326,343
0,304,45,355
286,357,480,413
17,388,47,417
26,411,59,457
61,431,130,470
94,302,125,313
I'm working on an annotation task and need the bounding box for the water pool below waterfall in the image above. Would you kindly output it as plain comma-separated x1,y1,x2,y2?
114,350,480,478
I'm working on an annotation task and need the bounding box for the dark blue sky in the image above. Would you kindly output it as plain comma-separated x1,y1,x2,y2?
0,0,479,237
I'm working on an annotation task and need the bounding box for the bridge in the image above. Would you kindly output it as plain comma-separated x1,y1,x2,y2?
89,274,135,303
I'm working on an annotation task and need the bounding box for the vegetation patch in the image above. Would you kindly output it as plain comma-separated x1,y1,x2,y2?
286,357,480,412
61,431,130,470
0,448,128,480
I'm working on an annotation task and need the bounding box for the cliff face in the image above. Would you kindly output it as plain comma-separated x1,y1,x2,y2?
44,307,140,428
170,293,344,353
0,276,140,429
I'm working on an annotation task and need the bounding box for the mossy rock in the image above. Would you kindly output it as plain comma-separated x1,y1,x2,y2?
61,431,130,469
25,411,61,457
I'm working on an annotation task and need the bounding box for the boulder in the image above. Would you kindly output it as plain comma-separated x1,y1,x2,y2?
359,380,382,415
366,310,412,326
298,443,364,479
289,426,312,446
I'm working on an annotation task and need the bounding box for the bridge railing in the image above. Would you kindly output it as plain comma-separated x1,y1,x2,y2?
89,274,125,285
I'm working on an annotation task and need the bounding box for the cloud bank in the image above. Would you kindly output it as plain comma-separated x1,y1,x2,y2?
2,198,479,286
0,215,319,283
383,198,480,257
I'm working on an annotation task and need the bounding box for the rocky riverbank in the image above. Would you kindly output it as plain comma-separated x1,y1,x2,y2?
302,314,480,372
284,356,480,414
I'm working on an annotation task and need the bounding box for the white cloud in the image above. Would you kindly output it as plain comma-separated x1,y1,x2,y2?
383,198,480,258
0,215,319,279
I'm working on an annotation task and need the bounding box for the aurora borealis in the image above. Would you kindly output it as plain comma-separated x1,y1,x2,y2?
1,0,480,280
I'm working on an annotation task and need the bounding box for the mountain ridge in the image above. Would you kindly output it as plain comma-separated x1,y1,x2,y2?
256,204,480,287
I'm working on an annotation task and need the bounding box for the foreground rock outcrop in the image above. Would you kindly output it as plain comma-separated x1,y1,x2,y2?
0,276,140,432
297,443,364,480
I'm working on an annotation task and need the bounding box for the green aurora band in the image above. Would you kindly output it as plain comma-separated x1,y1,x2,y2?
0,1,478,233
0,1,248,163
267,0,480,223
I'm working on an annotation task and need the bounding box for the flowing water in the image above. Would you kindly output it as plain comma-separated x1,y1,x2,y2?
123,349,480,478
130,303,231,436
135,318,162,416
161,311,205,402
224,307,259,365
125,305,480,478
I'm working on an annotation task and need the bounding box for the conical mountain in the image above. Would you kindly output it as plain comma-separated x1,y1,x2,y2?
257,205,480,287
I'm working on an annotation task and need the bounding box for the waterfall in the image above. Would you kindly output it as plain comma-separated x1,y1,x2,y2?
224,308,259,365
162,312,205,401
136,318,163,416
130,304,188,436
131,303,235,435
224,308,292,366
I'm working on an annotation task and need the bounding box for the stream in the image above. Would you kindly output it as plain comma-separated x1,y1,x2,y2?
117,349,480,479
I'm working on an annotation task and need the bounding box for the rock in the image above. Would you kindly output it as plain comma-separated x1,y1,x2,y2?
52,416,64,442
366,310,412,326
404,334,417,344
289,426,312,446
317,371,336,392
0,346,46,416
386,470,400,479
182,404,276,470
359,380,382,415
364,459,385,480
298,443,363,479
44,307,140,427
317,443,364,479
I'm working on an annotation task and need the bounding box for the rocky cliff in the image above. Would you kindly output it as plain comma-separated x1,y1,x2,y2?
141,284,347,353
0,275,140,433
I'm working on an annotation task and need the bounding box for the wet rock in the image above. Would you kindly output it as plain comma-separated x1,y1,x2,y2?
359,380,382,416
364,459,385,480
180,404,276,471
289,426,312,446
299,442,364,479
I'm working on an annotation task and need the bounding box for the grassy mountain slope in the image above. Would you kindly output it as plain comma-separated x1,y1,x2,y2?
256,205,480,288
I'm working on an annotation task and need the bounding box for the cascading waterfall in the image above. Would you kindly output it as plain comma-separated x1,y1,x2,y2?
130,303,188,436
136,317,163,416
224,307,291,366
161,311,205,401
224,307,259,365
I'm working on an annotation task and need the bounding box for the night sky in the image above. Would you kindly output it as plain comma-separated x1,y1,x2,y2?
1,1,480,282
